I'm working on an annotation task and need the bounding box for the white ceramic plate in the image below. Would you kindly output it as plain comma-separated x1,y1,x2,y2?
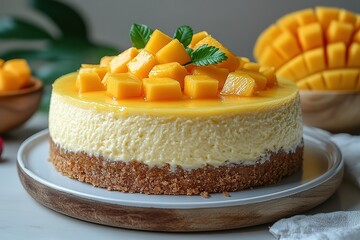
17,127,343,209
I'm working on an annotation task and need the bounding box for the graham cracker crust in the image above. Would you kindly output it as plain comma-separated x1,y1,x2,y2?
49,140,303,195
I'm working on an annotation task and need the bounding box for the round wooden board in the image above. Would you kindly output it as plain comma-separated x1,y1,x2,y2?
17,128,344,232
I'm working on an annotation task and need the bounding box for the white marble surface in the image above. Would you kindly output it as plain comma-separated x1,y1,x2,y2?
1,113,360,240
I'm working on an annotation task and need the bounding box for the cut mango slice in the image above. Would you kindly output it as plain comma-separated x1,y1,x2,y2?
273,31,301,61
191,65,229,89
110,47,139,73
194,35,239,71
316,6,340,30
296,8,317,25
0,68,22,91
189,31,208,48
127,49,157,79
347,42,360,67
155,39,191,65
145,29,172,55
77,72,105,93
143,77,182,101
276,13,299,36
302,73,326,90
326,42,346,69
340,69,358,89
106,73,142,99
220,72,256,97
148,62,187,90
303,48,326,75
297,23,324,51
281,54,309,81
184,75,218,99
339,9,357,25
3,59,31,88
254,24,282,60
322,70,342,90
258,46,285,70
327,21,354,45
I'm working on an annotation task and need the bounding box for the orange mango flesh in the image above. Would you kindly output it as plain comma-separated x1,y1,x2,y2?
189,31,209,48
0,59,32,92
76,28,279,101
254,7,360,91
220,72,256,97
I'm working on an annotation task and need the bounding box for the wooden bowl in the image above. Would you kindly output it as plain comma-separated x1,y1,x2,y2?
300,90,360,133
0,78,43,133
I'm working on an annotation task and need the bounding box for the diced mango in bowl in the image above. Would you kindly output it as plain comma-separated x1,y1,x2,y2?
254,6,360,91
0,59,32,92
76,24,280,101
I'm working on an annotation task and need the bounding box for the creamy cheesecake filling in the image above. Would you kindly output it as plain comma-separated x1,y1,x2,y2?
49,77,303,169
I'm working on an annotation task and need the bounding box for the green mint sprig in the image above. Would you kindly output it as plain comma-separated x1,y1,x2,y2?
129,23,227,67
129,23,153,49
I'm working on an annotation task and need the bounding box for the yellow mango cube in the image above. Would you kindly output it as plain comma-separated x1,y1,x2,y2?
347,43,360,67
353,30,360,43
220,72,256,97
127,49,157,79
277,67,296,82
148,62,187,90
145,29,172,55
258,46,285,70
80,65,108,79
276,12,299,36
100,56,115,68
303,48,326,75
106,73,142,99
260,66,278,87
273,31,301,60
322,70,342,90
340,69,358,90
327,42,346,69
296,8,317,25
110,47,139,73
184,75,218,99
3,59,31,88
238,70,268,91
327,21,354,45
242,62,261,72
254,25,282,60
191,65,229,89
315,6,339,30
155,39,191,65
283,54,309,80
194,35,239,71
143,77,182,101
77,72,105,93
236,57,250,69
339,9,357,25
0,59,4,67
189,31,208,48
0,68,22,91
303,73,326,90
297,23,324,51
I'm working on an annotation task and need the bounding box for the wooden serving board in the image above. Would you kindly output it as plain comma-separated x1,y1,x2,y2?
17,129,344,232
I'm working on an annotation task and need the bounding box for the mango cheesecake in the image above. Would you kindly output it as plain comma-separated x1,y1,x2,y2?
49,24,303,195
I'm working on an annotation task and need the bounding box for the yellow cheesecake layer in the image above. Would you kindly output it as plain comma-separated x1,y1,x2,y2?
49,73,303,169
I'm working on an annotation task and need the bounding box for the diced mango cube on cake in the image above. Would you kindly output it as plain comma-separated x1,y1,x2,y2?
143,77,182,101
110,47,139,73
238,70,268,91
184,75,218,99
189,31,209,48
0,68,22,91
242,62,261,72
148,62,187,90
220,72,256,97
100,56,115,68
145,29,172,55
79,65,108,81
191,65,229,89
3,59,31,88
326,42,346,69
155,39,191,65
260,67,277,87
77,71,105,93
127,49,157,79
194,35,239,71
106,73,142,99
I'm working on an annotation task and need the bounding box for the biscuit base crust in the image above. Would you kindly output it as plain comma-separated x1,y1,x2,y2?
50,140,303,195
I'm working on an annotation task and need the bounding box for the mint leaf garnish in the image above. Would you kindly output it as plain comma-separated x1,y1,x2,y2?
130,23,153,49
187,44,228,66
173,25,193,48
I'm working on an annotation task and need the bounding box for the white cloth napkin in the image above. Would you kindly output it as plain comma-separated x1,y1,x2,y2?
270,211,360,240
269,129,360,240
